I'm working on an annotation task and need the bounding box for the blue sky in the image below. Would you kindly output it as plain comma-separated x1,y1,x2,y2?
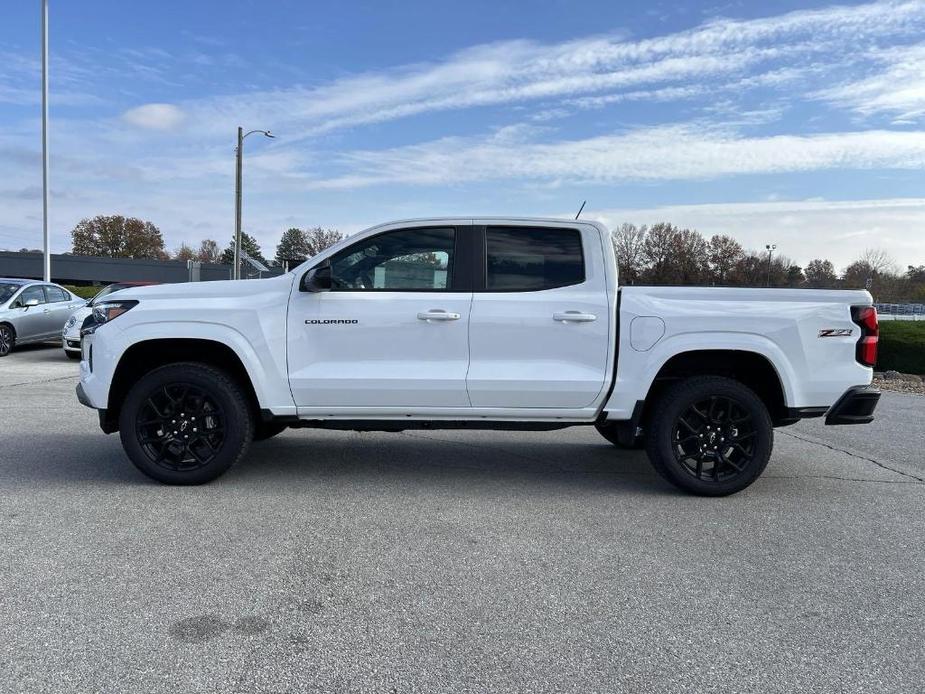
2,0,925,269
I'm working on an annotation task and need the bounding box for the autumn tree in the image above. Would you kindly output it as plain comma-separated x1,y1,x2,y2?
174,243,197,262
71,215,166,259
197,239,221,264
804,259,837,288
304,227,344,257
611,223,647,284
707,235,744,284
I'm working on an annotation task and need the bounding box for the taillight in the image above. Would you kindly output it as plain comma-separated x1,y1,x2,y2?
851,305,878,367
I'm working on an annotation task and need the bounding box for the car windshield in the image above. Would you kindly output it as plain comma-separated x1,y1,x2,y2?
88,284,126,306
0,283,21,304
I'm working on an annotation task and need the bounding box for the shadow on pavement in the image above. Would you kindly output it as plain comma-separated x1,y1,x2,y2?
0,429,673,496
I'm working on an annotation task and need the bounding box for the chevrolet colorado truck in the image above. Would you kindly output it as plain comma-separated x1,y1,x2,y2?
76,217,881,495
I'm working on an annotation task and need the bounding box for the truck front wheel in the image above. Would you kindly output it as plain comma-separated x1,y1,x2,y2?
644,376,772,496
118,362,254,484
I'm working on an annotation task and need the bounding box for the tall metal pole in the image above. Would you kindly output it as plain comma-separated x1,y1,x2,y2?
765,244,775,287
41,0,51,282
233,126,243,280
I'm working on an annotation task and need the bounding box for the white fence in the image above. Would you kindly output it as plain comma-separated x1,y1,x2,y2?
875,303,925,321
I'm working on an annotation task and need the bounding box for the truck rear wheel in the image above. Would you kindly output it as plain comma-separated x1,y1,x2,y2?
119,362,254,485
644,376,772,496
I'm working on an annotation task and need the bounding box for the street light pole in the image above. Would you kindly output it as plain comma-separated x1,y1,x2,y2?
41,0,50,282
233,127,243,280
765,243,776,287
233,127,274,280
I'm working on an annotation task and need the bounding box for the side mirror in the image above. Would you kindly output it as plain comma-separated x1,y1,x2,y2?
24,298,40,309
301,260,332,292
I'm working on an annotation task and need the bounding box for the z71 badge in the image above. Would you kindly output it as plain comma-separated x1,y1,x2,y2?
818,328,853,337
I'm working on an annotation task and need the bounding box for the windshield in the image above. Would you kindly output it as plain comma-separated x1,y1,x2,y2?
88,284,126,306
0,283,21,305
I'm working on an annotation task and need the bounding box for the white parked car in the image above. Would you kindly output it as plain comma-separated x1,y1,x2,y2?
62,282,156,360
76,218,880,495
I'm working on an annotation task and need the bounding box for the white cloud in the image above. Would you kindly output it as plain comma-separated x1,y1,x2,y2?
131,1,925,139
307,125,925,189
589,198,925,269
122,103,185,130
815,43,925,121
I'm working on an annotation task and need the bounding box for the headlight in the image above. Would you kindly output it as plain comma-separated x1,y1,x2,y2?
65,315,78,329
84,300,138,334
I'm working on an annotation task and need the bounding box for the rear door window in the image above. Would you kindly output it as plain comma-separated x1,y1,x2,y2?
45,286,69,302
485,226,584,291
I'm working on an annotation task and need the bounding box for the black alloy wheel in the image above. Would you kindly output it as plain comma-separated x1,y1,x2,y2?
135,383,226,472
119,362,253,484
645,376,772,496
672,395,758,483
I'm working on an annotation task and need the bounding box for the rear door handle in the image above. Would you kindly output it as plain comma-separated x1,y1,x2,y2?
553,311,597,322
417,309,461,322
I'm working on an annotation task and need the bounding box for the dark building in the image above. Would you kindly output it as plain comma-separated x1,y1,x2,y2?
0,251,283,286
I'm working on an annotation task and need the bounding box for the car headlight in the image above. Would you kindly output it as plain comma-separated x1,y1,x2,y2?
84,300,138,334
65,315,78,329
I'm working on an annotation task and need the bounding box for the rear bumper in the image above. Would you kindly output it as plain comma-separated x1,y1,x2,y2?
825,386,880,425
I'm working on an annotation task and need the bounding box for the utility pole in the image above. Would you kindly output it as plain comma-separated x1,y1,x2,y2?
765,243,776,287
41,0,51,282
233,127,243,280
233,127,274,280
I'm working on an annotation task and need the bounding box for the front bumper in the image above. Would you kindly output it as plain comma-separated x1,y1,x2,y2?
825,386,881,425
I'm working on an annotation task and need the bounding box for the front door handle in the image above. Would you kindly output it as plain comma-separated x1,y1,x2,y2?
417,309,461,322
553,311,597,322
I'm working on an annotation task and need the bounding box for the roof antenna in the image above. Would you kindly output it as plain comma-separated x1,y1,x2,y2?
574,200,586,220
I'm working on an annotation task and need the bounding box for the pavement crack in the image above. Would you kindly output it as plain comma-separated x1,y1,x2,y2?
2,375,76,388
778,429,925,483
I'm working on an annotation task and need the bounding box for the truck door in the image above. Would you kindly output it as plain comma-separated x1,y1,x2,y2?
466,224,611,409
287,225,474,410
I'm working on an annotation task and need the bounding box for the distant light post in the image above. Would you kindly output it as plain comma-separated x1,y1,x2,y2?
41,0,50,282
233,127,275,280
765,243,776,287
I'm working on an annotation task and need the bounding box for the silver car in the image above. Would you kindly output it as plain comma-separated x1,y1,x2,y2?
0,278,86,357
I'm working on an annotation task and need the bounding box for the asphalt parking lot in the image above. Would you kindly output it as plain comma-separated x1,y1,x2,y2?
1,345,923,693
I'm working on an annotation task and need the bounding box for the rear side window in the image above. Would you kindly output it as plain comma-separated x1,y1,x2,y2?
45,286,69,302
485,226,584,291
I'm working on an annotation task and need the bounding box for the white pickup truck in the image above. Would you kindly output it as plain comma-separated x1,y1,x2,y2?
76,217,881,495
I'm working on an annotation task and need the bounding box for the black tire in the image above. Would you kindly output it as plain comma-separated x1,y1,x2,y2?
594,421,644,449
65,350,81,361
119,362,254,484
253,421,288,441
644,376,773,496
0,324,14,357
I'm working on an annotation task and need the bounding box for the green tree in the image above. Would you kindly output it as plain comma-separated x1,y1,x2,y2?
71,215,166,259
275,227,311,265
221,232,266,266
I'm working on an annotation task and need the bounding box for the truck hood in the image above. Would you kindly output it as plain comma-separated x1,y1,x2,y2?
107,274,295,302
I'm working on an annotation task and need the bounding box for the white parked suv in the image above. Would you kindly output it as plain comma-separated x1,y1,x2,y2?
76,218,880,495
